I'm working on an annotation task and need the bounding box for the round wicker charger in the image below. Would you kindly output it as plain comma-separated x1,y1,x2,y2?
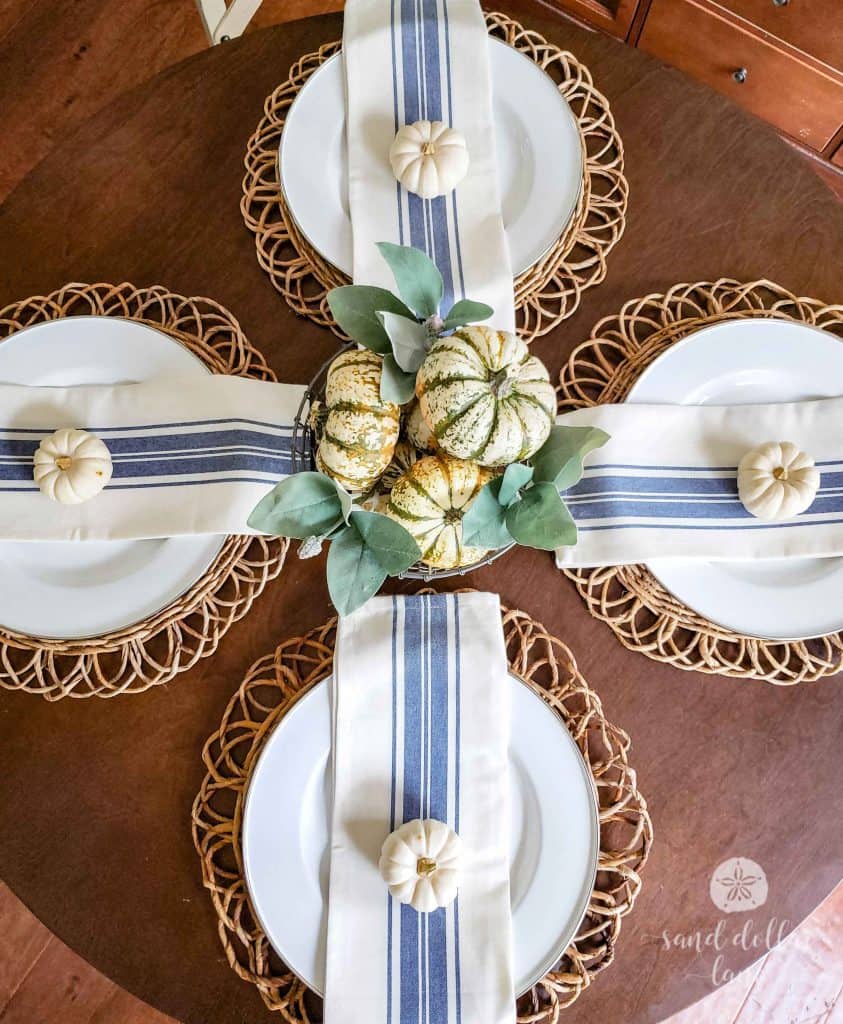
192,599,652,1021
241,12,627,343
557,278,843,685
0,282,288,700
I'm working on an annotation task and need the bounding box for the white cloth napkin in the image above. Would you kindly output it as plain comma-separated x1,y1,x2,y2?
343,0,516,331
326,592,515,1024
555,396,843,567
0,375,305,540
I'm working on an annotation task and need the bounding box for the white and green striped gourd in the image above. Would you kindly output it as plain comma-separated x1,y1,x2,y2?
415,326,556,467
316,349,400,493
386,453,493,569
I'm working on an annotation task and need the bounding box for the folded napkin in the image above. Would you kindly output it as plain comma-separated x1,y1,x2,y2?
555,396,843,567
326,592,515,1024
0,375,305,540
344,0,516,330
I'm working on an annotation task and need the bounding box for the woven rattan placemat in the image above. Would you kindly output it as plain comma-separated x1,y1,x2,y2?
0,282,288,700
558,278,843,685
192,599,652,1021
241,12,627,343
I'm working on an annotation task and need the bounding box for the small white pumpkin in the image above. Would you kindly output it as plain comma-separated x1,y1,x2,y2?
389,120,469,200
33,428,112,504
378,819,461,913
416,326,556,466
738,441,820,521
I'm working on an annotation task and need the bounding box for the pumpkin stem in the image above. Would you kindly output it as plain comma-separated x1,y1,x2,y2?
416,857,437,877
773,466,787,481
444,508,462,525
421,142,436,156
56,455,73,471
489,368,514,398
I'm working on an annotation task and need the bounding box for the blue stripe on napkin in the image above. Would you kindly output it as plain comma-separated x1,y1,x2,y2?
392,0,463,313
0,421,303,492
564,463,843,529
389,593,462,1024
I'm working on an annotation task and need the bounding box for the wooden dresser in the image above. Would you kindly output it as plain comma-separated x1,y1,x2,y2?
551,0,843,192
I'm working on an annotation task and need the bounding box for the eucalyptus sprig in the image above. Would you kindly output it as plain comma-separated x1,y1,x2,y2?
327,243,493,404
248,472,420,615
461,426,610,552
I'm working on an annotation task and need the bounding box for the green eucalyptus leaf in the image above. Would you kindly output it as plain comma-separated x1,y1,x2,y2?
498,463,534,507
326,511,421,615
248,472,345,539
378,310,431,372
531,425,610,490
505,482,578,550
441,298,494,331
460,478,513,550
327,285,414,353
376,242,443,319
332,478,354,525
380,353,418,404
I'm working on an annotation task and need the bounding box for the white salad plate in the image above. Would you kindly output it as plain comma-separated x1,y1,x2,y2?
0,317,224,639
628,318,843,640
279,39,584,277
243,673,599,996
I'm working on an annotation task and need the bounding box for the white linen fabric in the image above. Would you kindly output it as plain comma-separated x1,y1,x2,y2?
555,396,843,567
343,0,516,331
0,375,305,540
326,592,515,1024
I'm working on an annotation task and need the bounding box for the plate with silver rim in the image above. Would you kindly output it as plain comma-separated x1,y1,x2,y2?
0,317,224,639
278,38,584,278
628,318,843,641
242,673,599,996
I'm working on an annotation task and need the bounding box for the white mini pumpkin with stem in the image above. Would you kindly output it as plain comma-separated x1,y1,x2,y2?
33,428,113,504
738,441,820,521
379,818,462,913
315,349,401,493
389,120,469,200
416,326,556,467
386,453,493,569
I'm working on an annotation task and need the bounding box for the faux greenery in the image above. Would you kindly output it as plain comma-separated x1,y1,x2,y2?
461,425,610,552
248,472,420,615
327,242,493,403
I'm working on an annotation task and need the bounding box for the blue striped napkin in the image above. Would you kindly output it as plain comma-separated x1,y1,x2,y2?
0,375,305,540
555,396,843,566
326,593,515,1024
343,0,516,331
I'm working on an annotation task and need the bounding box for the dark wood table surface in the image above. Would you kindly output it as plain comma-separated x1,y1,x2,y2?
0,4,841,1022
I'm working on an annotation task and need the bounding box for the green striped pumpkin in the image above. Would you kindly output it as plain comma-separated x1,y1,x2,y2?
316,349,400,493
415,326,556,466
386,453,493,569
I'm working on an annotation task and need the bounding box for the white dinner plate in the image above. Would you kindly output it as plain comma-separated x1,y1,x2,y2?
279,39,583,277
243,673,599,996
628,318,843,640
0,317,224,639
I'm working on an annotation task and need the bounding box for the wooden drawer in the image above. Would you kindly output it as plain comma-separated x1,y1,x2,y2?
711,0,843,73
550,0,640,39
639,0,843,151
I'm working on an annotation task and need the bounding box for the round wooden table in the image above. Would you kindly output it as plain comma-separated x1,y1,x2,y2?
0,4,840,1022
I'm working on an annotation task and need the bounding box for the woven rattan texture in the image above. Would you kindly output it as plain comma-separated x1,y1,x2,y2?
240,12,627,342
192,601,652,1021
0,282,289,700
558,278,843,684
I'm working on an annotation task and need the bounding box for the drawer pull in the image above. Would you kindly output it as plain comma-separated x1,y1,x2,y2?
772,0,789,6
732,67,749,84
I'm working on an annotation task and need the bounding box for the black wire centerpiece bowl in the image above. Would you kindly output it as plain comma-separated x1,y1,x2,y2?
291,347,515,581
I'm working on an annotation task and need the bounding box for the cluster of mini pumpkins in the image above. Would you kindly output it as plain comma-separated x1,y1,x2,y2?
312,325,557,570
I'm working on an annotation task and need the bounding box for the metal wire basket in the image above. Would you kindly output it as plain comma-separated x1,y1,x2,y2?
292,348,514,580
